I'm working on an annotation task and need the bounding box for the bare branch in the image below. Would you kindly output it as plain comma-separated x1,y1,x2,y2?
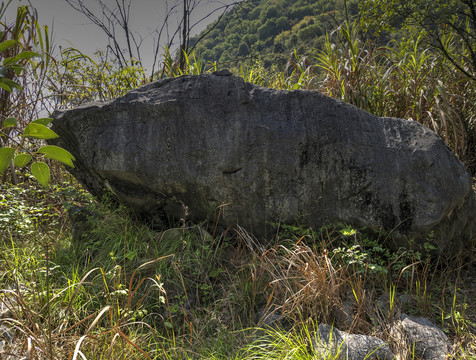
63,0,243,78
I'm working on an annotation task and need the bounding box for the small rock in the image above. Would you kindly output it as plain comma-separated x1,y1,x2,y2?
255,308,285,330
312,323,394,360
336,290,359,330
344,333,394,360
391,314,448,360
156,228,186,244
398,294,411,304
336,300,355,330
376,293,389,313
312,324,345,358
376,293,412,315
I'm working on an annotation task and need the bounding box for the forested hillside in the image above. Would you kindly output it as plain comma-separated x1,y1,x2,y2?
190,0,360,68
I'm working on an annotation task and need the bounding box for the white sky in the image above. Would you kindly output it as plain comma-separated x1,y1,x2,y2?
6,0,237,73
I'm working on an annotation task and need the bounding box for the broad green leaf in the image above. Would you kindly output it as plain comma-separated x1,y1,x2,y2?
15,51,41,60
2,56,15,66
12,65,26,76
38,145,75,168
14,153,32,168
0,78,22,92
23,123,58,139
0,81,10,92
31,162,50,187
0,64,26,77
6,78,22,91
3,51,40,66
125,250,137,261
31,117,53,126
0,147,15,173
2,117,17,128
0,40,17,53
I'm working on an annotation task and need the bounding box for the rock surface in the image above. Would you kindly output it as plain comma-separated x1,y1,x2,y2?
50,73,476,253
312,323,394,360
390,314,449,360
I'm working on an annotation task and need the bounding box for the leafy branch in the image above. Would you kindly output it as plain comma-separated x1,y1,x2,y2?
0,116,75,187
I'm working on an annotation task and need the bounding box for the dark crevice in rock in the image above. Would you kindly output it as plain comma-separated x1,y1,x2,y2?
222,167,243,175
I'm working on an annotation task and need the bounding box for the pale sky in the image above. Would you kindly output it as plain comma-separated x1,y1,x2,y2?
7,0,237,73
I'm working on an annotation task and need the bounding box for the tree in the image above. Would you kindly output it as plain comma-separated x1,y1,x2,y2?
276,16,290,32
360,0,476,80
258,19,277,40
238,42,249,56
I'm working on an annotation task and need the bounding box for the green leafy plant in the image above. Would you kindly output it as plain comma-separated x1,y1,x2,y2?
49,47,147,108
240,318,345,360
0,116,75,186
0,39,39,92
160,46,215,79
0,4,74,187
1,3,52,132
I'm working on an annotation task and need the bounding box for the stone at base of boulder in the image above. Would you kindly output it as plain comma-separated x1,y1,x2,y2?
312,324,394,360
390,314,449,360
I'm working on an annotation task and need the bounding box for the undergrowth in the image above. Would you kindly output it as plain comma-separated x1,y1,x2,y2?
0,178,474,359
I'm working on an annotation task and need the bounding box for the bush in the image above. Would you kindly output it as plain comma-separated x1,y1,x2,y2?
238,42,250,57
297,23,323,41
258,19,278,40
275,16,290,32
262,4,279,19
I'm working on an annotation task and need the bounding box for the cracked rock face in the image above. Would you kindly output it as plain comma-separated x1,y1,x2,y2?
50,73,476,253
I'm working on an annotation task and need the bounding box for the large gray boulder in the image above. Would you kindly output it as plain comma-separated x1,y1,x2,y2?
50,72,476,253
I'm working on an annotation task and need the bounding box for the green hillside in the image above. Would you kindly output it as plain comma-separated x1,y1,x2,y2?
190,0,360,69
